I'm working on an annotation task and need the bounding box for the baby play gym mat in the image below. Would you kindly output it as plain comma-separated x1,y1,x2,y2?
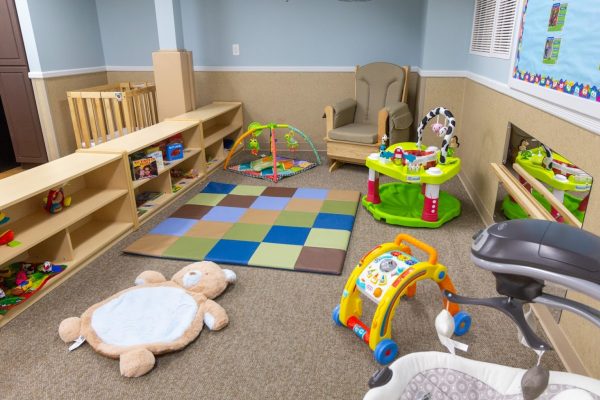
125,182,360,275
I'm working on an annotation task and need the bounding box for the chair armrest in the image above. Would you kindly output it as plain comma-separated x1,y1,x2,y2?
386,102,412,130
324,98,357,132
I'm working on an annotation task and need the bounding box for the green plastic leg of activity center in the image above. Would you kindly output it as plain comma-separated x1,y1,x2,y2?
362,182,461,228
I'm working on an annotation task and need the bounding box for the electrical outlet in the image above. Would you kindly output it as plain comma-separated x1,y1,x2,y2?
232,44,240,56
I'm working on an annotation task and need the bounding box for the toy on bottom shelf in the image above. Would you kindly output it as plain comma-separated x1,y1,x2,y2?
43,187,72,214
0,261,66,315
58,261,236,377
363,107,462,228
223,122,322,183
332,234,471,365
502,143,592,223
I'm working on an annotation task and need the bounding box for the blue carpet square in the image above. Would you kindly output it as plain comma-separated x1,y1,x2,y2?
313,213,355,231
251,196,290,210
202,206,247,223
293,188,328,200
264,226,310,245
205,240,260,264
201,181,236,194
150,218,198,236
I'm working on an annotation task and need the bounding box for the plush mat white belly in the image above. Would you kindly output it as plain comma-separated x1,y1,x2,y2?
91,286,198,347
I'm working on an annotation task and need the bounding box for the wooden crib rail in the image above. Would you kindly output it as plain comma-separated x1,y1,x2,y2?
67,82,158,149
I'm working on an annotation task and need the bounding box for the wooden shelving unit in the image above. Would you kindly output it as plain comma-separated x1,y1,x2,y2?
169,101,244,173
0,152,137,327
80,120,207,224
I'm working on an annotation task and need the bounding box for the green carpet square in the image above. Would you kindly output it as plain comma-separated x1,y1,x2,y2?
229,184,266,196
274,211,317,228
305,228,351,250
248,243,302,269
163,237,218,260
320,200,358,215
222,223,271,242
188,193,227,206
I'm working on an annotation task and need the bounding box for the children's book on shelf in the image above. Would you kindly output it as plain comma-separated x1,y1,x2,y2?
135,191,164,208
132,158,159,181
146,150,165,170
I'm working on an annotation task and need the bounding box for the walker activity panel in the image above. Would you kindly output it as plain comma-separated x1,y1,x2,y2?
332,234,471,365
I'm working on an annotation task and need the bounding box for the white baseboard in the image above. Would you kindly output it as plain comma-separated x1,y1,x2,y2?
28,66,106,79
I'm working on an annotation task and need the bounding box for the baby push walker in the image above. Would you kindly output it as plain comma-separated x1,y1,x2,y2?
332,234,471,364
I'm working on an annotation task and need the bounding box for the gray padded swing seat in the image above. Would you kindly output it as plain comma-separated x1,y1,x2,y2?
328,123,378,144
472,219,600,285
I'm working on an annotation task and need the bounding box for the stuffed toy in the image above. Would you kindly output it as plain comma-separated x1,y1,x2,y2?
58,261,236,377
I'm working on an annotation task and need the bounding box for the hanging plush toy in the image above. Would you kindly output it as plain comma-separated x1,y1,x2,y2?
43,187,72,214
248,137,260,156
284,131,298,152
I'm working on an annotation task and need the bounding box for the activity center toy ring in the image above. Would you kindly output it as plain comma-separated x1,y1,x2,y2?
333,233,471,364
363,107,462,228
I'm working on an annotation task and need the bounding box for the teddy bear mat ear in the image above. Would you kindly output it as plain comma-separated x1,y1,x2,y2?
223,269,236,283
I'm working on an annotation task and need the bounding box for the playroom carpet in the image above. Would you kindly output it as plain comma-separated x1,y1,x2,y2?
0,153,564,400
125,181,360,274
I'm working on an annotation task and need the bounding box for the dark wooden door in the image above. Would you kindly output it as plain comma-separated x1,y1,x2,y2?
0,67,47,163
0,0,47,163
0,0,27,66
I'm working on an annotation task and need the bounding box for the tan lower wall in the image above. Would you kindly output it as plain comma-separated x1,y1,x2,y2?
421,75,600,378
107,70,420,151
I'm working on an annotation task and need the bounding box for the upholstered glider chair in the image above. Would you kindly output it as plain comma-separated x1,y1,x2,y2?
324,62,413,172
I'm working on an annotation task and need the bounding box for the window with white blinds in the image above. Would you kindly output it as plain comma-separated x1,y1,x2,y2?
470,0,518,59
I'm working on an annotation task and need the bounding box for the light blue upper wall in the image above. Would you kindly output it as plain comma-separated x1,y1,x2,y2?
27,0,105,70
468,55,512,82
420,0,473,71
95,0,159,66
180,0,426,67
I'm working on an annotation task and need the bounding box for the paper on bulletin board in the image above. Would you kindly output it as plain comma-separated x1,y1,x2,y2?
510,0,600,119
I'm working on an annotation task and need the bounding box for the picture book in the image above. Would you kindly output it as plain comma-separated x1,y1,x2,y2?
132,157,159,181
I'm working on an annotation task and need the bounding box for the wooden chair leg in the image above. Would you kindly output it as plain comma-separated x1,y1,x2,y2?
329,160,344,172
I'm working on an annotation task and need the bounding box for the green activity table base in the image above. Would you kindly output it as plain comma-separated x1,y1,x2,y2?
363,182,461,228
502,192,585,223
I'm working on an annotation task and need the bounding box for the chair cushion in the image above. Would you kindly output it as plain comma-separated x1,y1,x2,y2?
329,123,378,144
355,63,406,125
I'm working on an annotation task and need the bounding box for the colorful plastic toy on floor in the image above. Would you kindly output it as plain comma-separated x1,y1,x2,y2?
366,219,600,399
363,107,461,228
332,234,471,364
503,144,592,223
223,122,321,183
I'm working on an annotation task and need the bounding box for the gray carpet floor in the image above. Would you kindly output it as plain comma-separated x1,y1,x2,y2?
0,154,563,399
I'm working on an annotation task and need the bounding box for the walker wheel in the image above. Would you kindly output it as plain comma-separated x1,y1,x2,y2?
453,311,472,336
332,305,343,326
374,339,398,365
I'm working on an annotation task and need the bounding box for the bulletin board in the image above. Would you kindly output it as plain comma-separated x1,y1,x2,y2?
509,0,600,119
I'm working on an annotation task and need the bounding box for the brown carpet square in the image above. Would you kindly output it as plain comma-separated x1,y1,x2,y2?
262,186,298,197
327,189,361,202
285,198,324,212
294,246,348,275
217,194,258,208
124,234,179,256
170,204,212,219
239,209,281,225
186,220,234,239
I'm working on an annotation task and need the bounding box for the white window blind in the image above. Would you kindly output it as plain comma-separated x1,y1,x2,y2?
471,0,518,59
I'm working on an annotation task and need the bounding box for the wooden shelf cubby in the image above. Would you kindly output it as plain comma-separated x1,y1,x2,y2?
169,101,243,172
0,152,136,327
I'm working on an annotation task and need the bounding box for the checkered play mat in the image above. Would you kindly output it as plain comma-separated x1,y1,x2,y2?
125,182,361,274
